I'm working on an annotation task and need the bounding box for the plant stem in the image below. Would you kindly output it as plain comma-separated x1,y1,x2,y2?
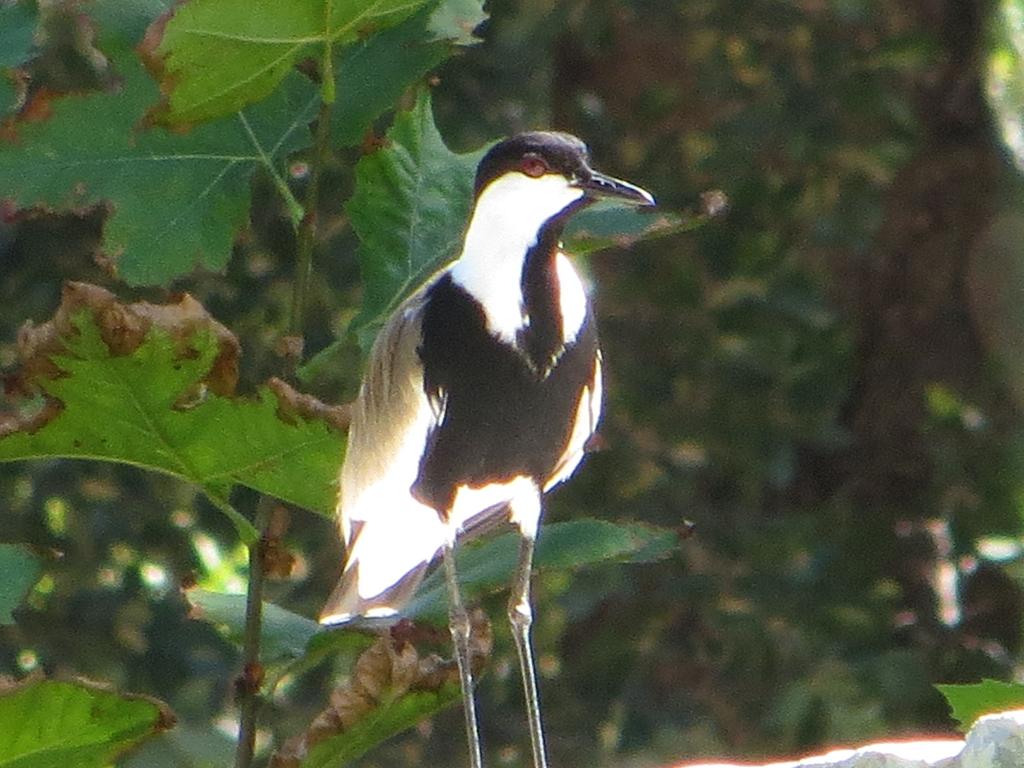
234,502,272,768
289,100,332,338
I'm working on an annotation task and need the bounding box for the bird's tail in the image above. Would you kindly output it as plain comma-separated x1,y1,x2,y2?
319,560,430,625
319,503,445,626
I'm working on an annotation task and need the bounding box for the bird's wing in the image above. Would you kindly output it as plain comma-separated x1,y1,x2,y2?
543,350,603,492
338,286,439,546
323,280,455,624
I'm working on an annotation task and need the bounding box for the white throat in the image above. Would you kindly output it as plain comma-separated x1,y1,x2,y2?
451,173,587,345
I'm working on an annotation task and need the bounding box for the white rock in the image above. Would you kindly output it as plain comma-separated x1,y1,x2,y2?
672,710,1024,768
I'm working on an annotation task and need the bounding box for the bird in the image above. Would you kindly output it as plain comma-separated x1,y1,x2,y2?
319,131,655,768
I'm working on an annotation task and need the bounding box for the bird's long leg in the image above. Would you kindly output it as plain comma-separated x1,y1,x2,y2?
508,526,548,768
443,538,484,768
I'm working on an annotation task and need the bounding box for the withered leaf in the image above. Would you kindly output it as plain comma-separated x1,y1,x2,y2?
0,283,346,527
271,613,491,767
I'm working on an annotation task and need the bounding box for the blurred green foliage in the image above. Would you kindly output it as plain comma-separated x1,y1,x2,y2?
2,0,1024,765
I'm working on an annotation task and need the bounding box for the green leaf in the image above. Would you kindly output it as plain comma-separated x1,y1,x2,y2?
299,687,460,768
290,519,674,766
0,544,39,625
188,588,321,661
151,0,431,125
190,519,673,766
564,201,698,256
0,53,316,286
88,0,171,49
987,0,1024,172
331,2,483,148
122,723,235,768
188,520,676,650
407,519,678,622
0,678,172,767
0,1,36,69
187,589,374,705
186,589,373,689
0,313,344,530
346,89,486,340
937,679,1024,731
426,0,486,45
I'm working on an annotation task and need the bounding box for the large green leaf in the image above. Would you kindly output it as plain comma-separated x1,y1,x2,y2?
406,519,678,622
0,679,172,767
0,53,316,286
188,588,323,662
345,89,485,339
0,544,39,625
0,311,344,536
330,1,485,147
191,520,678,654
937,679,1024,731
150,0,431,125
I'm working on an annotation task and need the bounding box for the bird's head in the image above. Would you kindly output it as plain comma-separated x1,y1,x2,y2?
454,132,655,347
472,132,655,223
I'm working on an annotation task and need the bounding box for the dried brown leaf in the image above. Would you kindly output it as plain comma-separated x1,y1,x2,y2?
271,613,492,766
268,376,351,432
261,506,297,579
7,281,239,407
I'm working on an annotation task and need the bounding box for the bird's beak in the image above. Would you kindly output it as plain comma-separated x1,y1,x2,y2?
574,170,656,207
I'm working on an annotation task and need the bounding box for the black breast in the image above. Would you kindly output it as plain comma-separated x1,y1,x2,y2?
413,273,598,514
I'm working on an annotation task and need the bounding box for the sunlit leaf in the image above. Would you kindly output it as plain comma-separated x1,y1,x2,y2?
149,0,430,125
0,678,173,767
0,544,39,625
0,53,316,285
0,300,344,536
426,0,486,45
937,679,1024,731
987,0,1024,171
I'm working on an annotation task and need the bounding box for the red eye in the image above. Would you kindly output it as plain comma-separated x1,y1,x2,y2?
520,154,548,178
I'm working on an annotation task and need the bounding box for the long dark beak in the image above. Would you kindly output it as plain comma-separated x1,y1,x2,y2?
574,170,656,206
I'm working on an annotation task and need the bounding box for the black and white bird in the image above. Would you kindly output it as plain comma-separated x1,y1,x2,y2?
320,131,654,768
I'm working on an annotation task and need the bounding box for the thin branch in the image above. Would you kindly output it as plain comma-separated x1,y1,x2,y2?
234,38,336,768
234,501,272,768
289,98,332,337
